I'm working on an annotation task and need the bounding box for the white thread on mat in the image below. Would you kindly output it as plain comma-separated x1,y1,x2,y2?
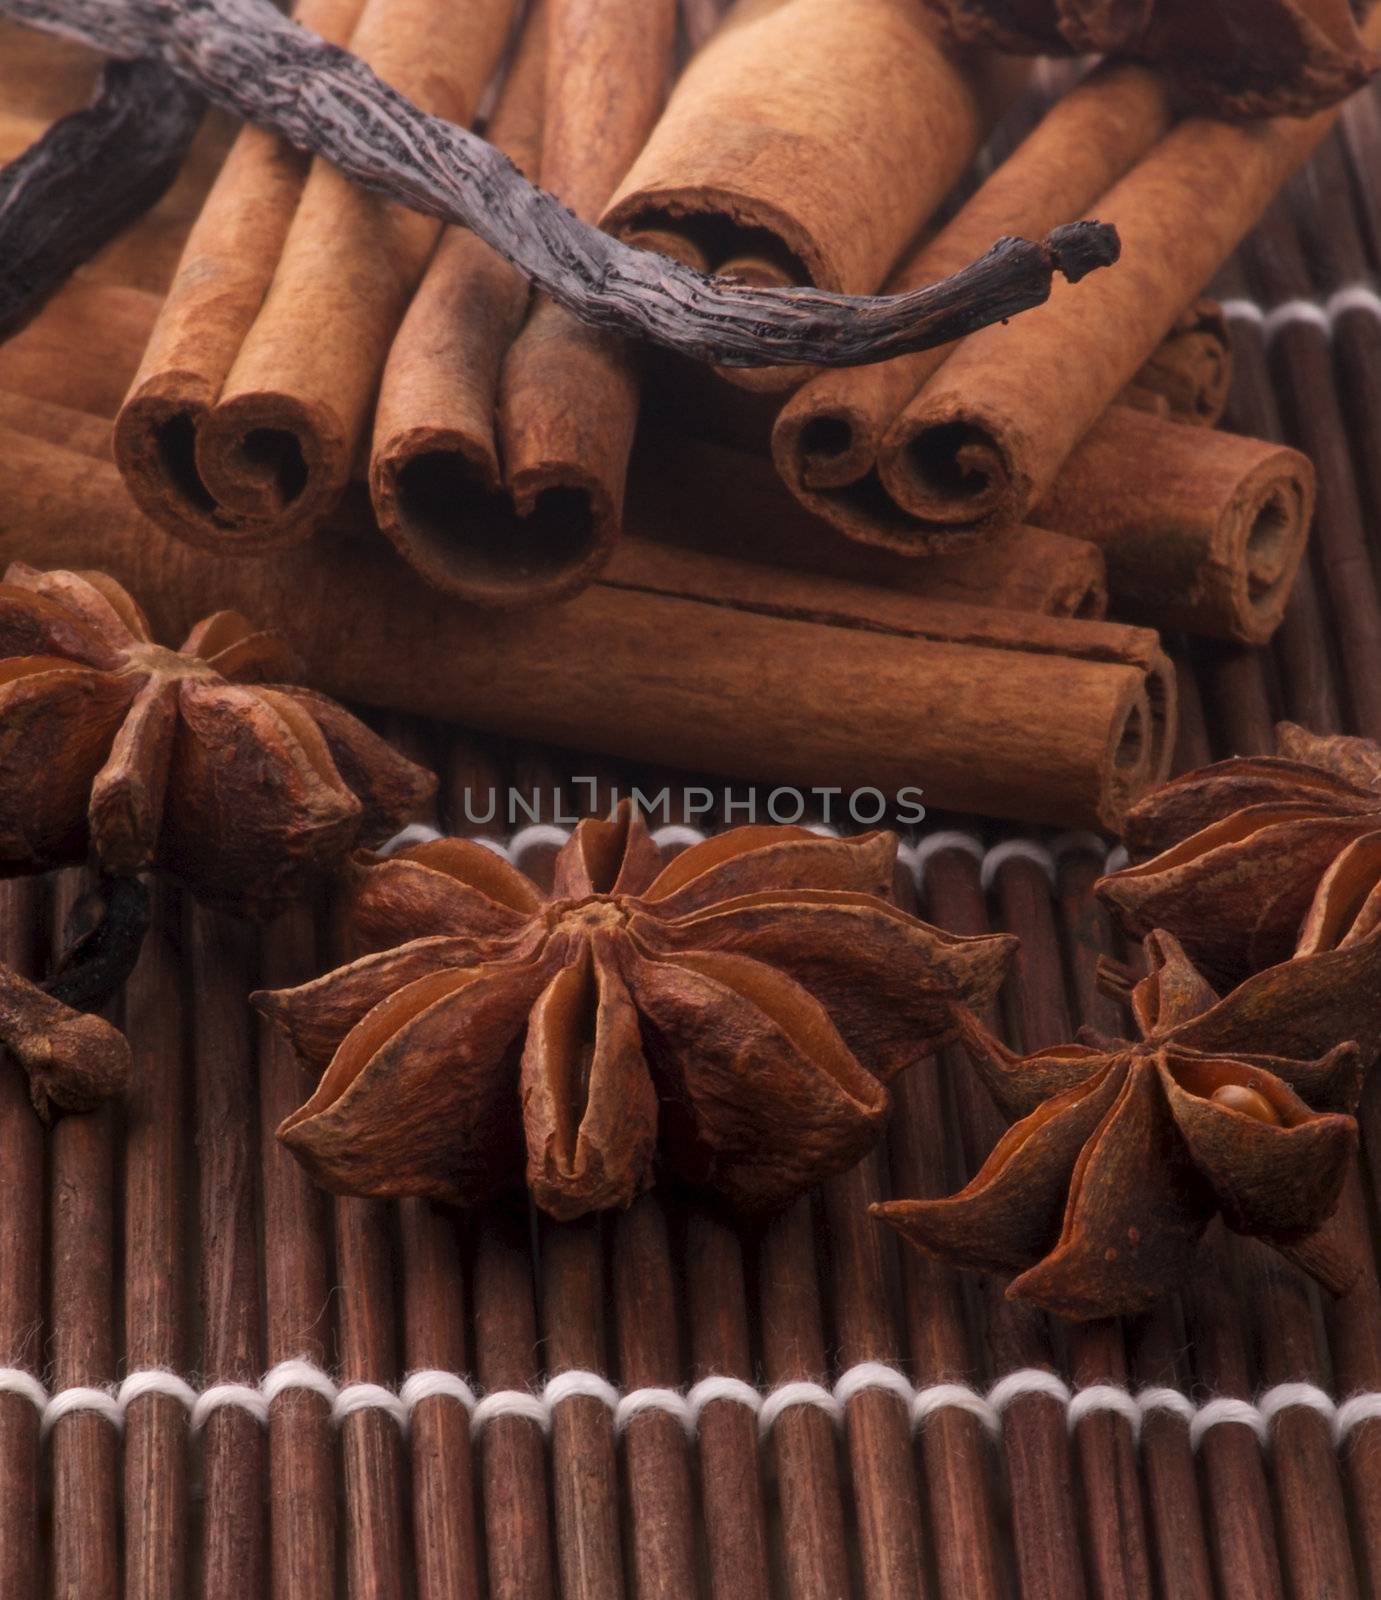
981,838,1057,892
8,1360,1379,1453
1221,285,1381,341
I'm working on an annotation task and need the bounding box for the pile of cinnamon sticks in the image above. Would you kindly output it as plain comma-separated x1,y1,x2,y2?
2,0,1375,832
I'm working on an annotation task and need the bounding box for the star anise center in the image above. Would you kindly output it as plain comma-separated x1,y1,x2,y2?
546,893,630,935
119,640,219,683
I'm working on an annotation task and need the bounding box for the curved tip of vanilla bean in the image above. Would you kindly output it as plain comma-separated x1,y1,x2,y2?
1045,220,1121,284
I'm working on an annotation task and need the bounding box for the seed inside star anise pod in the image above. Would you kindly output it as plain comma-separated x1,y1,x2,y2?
255,803,1017,1219
0,564,435,915
1098,721,1381,985
873,922,1374,1320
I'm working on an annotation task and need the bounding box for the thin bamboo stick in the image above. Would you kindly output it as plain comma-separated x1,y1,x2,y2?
0,877,43,1600
122,878,190,1599
258,907,336,1600
921,848,1087,1600
191,900,266,1600
611,1193,699,1598
48,868,120,1600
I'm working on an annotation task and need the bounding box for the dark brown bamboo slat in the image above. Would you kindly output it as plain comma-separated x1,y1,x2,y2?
48,869,120,1600
474,1203,557,1600
541,1215,628,1600
922,848,1087,1600
258,908,336,1600
757,1196,854,1600
1243,201,1381,740
190,901,266,1600
612,1193,700,1599
993,854,1154,1600
683,1204,773,1600
1338,81,1381,266
822,1149,931,1600
335,1190,409,1600
0,878,44,1600
122,879,189,1600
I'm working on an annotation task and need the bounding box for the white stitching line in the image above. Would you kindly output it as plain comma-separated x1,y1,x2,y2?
1221,284,1381,341
3,1362,1373,1451
378,823,1123,896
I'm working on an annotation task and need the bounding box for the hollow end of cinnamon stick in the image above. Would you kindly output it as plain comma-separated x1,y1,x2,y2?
370,429,617,610
114,379,348,555
874,398,1025,542
1032,411,1316,646
1098,652,1176,833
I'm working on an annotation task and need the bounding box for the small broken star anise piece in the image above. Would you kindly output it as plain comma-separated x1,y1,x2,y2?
256,802,1017,1219
0,959,131,1122
0,564,435,915
921,0,1378,117
1097,722,1381,985
873,923,1374,1320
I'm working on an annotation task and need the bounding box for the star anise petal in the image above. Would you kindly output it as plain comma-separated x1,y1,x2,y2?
551,805,662,899
1009,1055,1216,1320
1297,830,1381,954
1123,755,1376,861
953,1006,1108,1118
5,563,147,649
873,1064,1124,1275
0,959,132,1122
630,891,1016,1081
1276,722,1381,792
252,933,524,1069
87,675,177,875
520,935,658,1219
638,828,895,917
1098,804,1378,982
0,582,125,669
158,679,362,910
0,660,135,867
1168,934,1381,1070
1159,1049,1358,1242
264,686,437,842
1128,929,1220,1036
344,846,541,954
624,942,888,1213
278,957,550,1204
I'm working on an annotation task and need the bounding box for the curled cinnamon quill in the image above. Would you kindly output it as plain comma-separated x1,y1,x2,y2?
921,0,1378,115
257,803,1016,1218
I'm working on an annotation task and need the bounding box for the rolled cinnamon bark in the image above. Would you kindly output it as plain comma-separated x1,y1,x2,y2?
371,0,678,607
875,8,1381,540
112,0,516,555
602,0,988,395
771,59,1172,550
1123,297,1231,427
1032,407,1315,646
628,429,1109,618
0,425,1172,833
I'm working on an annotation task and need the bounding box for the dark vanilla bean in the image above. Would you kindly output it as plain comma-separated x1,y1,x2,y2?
0,0,1118,368
0,57,200,336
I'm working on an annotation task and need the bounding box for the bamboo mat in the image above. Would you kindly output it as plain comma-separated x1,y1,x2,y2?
6,27,1381,1600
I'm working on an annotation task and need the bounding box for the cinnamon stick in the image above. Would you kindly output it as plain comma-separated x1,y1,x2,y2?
0,58,200,337
772,59,1171,547
628,429,1110,619
875,11,1381,543
113,0,516,554
0,425,1175,831
1031,407,1316,645
1127,296,1232,427
604,0,988,393
373,0,680,606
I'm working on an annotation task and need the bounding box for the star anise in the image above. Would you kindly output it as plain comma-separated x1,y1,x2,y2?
1098,722,1381,985
921,0,1377,116
0,959,132,1121
873,915,1377,1321
0,564,435,915
255,803,1017,1219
